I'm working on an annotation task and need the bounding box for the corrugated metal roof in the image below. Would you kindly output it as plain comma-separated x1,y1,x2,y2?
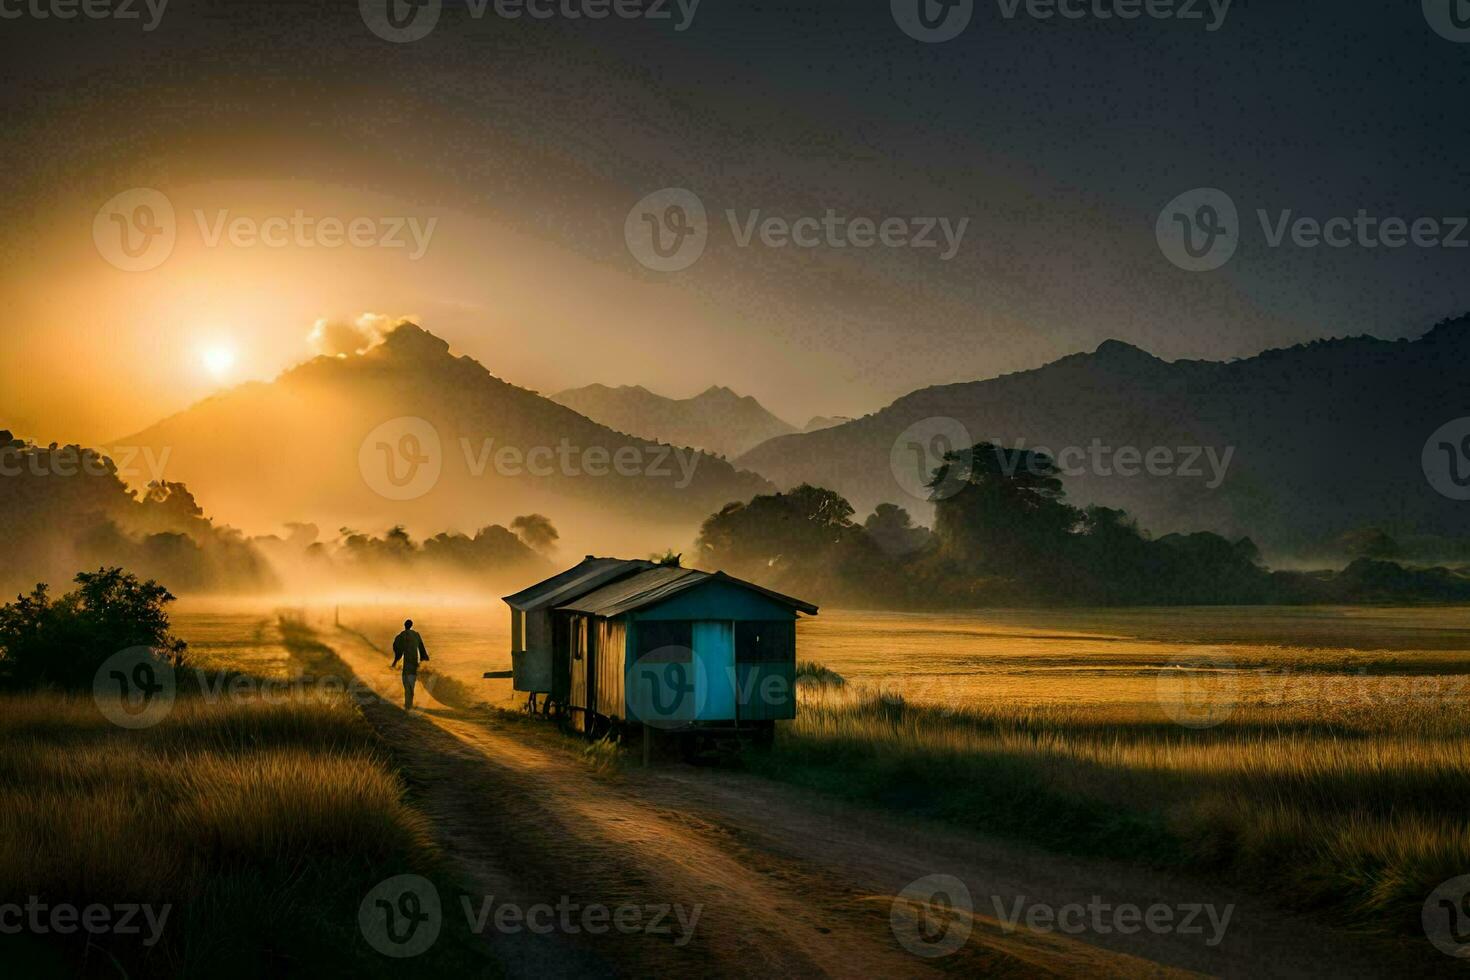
556,567,819,618
502,557,655,611
556,567,706,616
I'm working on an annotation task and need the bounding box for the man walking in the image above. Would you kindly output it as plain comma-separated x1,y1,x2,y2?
391,619,430,711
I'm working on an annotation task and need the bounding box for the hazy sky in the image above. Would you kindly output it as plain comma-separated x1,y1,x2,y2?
2,0,1468,443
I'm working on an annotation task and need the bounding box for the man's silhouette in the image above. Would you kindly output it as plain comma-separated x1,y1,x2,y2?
391,619,429,711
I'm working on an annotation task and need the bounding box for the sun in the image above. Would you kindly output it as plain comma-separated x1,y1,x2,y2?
200,345,237,380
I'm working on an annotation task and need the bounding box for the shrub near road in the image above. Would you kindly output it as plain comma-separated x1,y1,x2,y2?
0,569,493,977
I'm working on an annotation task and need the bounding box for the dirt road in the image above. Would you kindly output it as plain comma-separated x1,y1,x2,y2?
322,625,1428,979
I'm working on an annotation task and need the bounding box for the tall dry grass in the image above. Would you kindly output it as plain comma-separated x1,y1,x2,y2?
751,681,1470,938
0,628,493,978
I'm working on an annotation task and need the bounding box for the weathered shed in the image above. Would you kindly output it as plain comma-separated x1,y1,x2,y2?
501,556,654,695
550,565,819,740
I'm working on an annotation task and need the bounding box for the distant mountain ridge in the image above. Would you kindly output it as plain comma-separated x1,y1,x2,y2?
552,382,798,459
735,316,1470,553
119,324,773,553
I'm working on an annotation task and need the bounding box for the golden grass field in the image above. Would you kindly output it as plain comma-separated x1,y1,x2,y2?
28,598,1464,960
332,600,1470,938
0,612,492,978
767,607,1470,939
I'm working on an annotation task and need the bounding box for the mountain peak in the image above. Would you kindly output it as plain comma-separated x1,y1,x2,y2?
696,385,739,401
1092,339,1156,362
376,322,451,361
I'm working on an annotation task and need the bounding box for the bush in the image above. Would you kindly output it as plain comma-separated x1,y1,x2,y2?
0,567,187,689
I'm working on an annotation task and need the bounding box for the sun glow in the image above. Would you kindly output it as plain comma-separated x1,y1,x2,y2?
201,345,237,380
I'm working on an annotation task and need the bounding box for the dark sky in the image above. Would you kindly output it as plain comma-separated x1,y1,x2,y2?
2,0,1468,438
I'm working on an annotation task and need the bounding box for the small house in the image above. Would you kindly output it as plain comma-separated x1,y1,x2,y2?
502,559,818,744
502,556,653,701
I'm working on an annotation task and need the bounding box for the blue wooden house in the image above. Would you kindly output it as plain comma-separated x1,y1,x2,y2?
503,558,818,745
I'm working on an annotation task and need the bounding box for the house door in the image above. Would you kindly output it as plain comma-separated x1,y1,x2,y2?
692,621,736,721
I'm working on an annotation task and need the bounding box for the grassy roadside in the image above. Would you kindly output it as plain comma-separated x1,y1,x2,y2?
0,616,497,978
742,679,1470,942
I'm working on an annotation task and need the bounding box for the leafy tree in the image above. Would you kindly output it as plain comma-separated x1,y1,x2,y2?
863,503,933,557
929,443,1078,571
0,567,187,689
696,484,856,574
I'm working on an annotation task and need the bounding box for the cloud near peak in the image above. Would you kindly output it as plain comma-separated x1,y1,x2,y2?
308,313,417,357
